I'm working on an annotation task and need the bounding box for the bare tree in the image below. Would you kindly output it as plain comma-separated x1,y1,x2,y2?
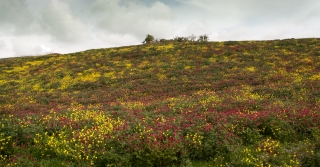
189,34,197,42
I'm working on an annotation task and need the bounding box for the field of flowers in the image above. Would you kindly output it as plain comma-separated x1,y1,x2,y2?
1,38,320,166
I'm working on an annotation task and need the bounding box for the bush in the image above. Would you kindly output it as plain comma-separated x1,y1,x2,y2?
143,34,155,44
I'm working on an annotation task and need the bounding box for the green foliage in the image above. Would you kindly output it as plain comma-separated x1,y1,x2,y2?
143,34,155,44
1,38,320,166
197,34,209,42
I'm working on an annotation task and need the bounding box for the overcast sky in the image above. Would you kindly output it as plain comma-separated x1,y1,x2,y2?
0,0,319,58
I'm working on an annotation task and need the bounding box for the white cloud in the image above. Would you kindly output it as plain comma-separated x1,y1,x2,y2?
33,45,52,55
295,7,320,26
94,31,140,46
39,0,89,42
90,0,175,39
216,27,253,41
175,20,214,38
0,0,320,58
9,35,54,57
12,39,34,56
0,39,6,50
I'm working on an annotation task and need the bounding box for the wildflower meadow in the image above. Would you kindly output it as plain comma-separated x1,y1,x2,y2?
0,38,320,166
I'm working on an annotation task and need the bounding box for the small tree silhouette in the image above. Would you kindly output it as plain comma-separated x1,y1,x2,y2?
174,36,189,42
203,34,209,42
197,34,209,42
142,34,155,44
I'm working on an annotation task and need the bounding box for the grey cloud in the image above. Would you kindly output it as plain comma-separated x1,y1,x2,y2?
90,0,175,39
0,0,35,34
177,0,318,26
0,0,34,25
133,0,182,7
39,0,89,42
1,0,320,59
179,0,313,14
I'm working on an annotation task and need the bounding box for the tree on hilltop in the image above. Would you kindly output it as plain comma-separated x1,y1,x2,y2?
174,36,189,42
142,34,155,44
189,34,197,42
198,34,209,42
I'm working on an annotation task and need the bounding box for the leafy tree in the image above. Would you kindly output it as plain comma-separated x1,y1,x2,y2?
160,39,166,43
198,34,209,42
174,36,189,42
203,34,209,42
143,34,155,44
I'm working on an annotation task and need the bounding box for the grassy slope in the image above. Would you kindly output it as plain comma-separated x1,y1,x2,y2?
1,38,320,166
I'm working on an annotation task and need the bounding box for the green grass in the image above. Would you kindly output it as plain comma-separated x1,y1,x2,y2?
1,38,320,166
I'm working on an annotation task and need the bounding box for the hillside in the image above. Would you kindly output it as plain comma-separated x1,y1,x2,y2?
1,38,320,166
